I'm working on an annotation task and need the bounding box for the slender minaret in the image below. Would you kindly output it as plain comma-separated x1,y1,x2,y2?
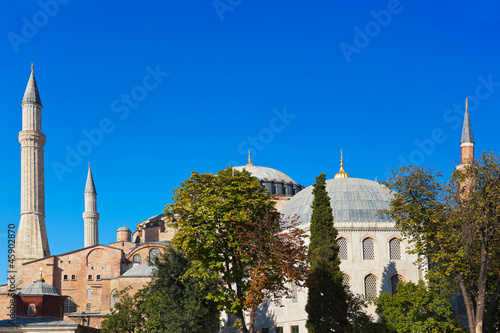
460,98,474,167
15,65,51,279
83,163,99,247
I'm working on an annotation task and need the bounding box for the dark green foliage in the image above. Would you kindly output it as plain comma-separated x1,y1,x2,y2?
375,280,465,333
100,246,220,333
306,173,349,332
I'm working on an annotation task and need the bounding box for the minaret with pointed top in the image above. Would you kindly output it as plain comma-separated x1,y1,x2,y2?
15,65,51,278
460,98,474,166
83,164,99,247
335,149,349,179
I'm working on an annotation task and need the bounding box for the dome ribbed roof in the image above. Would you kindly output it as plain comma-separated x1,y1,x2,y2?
233,165,298,184
20,279,60,296
117,226,131,232
281,178,393,224
122,264,154,277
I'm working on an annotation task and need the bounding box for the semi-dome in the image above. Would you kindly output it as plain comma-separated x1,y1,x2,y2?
122,263,154,277
281,177,394,225
19,278,60,296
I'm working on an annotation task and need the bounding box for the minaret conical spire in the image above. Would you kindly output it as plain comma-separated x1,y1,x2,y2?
22,63,42,106
85,163,96,194
461,98,474,144
459,98,475,166
83,163,99,247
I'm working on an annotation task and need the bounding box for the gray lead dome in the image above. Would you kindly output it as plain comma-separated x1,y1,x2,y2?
19,279,60,296
233,165,304,196
281,178,394,224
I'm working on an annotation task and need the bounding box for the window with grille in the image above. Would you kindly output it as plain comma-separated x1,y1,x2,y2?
86,303,91,311
391,274,401,296
27,304,36,317
338,237,348,260
64,297,76,313
71,274,76,280
111,289,119,309
149,248,159,260
262,328,269,333
342,273,350,287
291,325,299,333
389,238,401,260
63,274,68,281
96,275,101,280
276,327,284,333
133,254,142,264
364,274,377,300
363,238,375,260
87,289,92,300
88,274,93,280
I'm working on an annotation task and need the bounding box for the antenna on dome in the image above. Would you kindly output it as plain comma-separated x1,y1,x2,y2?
247,149,254,166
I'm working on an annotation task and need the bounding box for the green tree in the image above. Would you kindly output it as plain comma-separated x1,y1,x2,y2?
375,280,465,333
166,167,308,333
305,173,349,332
100,286,145,333
100,246,220,333
383,152,500,333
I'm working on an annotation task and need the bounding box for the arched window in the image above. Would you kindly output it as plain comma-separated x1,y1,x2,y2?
133,254,142,264
87,289,92,300
342,273,350,287
149,248,159,260
391,274,402,296
362,238,375,260
389,238,401,260
338,237,348,260
111,289,119,309
27,304,36,317
64,297,76,313
364,274,377,300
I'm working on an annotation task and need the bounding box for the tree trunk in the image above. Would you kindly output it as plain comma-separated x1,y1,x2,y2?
235,308,249,333
484,278,500,330
457,274,476,333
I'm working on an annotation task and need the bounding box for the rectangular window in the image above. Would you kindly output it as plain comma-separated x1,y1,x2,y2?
71,274,76,281
291,325,299,333
63,274,68,281
276,328,283,333
86,303,91,311
262,328,269,333
88,274,93,280
96,274,101,280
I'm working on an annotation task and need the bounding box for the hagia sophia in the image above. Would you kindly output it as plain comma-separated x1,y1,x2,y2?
0,67,474,332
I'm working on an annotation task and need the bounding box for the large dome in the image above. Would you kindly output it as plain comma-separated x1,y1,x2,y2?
234,164,304,196
280,177,394,224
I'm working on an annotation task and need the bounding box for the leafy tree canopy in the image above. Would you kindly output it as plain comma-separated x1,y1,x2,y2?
375,280,465,333
383,152,500,333
166,167,308,333
100,246,220,333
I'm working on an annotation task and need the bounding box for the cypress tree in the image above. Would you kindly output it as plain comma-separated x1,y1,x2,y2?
305,173,349,332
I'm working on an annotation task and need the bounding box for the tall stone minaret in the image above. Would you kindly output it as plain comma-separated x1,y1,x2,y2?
15,65,51,279
83,163,99,247
460,98,474,167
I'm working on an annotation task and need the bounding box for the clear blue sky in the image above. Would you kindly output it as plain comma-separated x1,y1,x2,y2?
1,1,500,283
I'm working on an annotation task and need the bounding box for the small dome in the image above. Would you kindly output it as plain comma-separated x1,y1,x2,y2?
117,226,131,232
121,264,154,277
281,178,394,224
19,279,60,296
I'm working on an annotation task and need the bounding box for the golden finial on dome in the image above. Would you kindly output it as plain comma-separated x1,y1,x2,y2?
247,149,254,166
39,267,43,279
335,149,349,179
465,97,468,111
31,63,34,71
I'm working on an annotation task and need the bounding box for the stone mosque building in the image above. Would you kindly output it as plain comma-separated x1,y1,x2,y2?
1,67,475,332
